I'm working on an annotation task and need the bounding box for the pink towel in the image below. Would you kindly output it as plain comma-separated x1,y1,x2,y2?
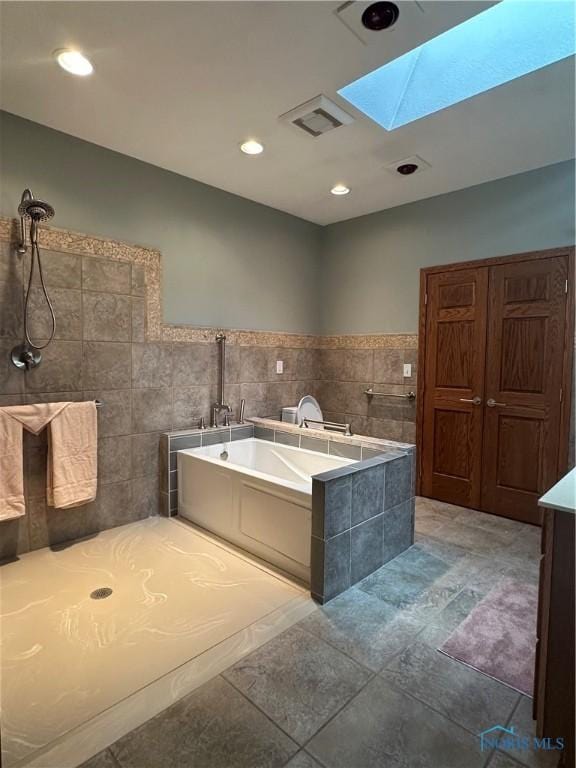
0,402,97,521
0,410,26,520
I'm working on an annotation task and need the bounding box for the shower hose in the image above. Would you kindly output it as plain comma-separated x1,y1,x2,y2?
23,240,56,349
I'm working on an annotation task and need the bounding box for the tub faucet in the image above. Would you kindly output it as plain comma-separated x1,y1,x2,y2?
211,403,231,428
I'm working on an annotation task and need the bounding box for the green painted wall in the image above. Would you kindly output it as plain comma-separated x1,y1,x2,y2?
2,111,573,336
320,161,575,334
0,111,321,333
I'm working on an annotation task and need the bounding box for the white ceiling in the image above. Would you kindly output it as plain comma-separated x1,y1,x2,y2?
1,1,574,225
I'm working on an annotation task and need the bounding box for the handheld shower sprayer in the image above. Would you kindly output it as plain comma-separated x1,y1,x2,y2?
11,189,57,370
18,190,55,250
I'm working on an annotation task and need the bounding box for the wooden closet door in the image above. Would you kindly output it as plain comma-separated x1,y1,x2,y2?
480,256,569,524
421,268,488,508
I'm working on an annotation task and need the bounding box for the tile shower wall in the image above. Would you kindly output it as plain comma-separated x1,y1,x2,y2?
0,240,321,561
314,348,418,443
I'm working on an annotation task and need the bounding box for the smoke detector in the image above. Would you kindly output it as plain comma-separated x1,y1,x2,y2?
385,155,431,177
334,1,425,46
280,95,354,138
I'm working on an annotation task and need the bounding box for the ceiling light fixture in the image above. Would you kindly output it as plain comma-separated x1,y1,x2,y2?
331,184,350,196
361,2,399,31
54,49,93,76
397,163,418,176
240,140,264,155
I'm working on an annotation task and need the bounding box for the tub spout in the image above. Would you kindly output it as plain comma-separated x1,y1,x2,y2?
212,403,232,428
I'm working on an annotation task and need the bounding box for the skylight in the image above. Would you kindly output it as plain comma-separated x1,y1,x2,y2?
338,1,576,131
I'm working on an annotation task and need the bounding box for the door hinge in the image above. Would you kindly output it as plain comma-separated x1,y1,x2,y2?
424,293,428,305
565,279,568,294
560,387,563,403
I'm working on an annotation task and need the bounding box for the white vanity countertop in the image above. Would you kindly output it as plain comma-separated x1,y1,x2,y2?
538,469,576,514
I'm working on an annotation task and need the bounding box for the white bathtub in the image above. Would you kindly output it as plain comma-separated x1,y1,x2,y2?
177,438,353,582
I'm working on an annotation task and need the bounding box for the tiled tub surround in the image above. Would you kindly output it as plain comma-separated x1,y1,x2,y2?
248,420,416,601
249,416,415,458
161,420,415,517
166,423,414,601
312,452,414,602
178,438,355,584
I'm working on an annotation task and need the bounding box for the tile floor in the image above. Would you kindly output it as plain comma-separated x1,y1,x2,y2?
80,497,555,768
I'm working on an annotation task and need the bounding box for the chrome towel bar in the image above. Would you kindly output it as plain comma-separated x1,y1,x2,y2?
300,418,353,437
364,388,415,400
19,399,104,408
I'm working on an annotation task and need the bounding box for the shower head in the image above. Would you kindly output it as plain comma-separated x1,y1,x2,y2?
17,189,55,251
18,198,55,222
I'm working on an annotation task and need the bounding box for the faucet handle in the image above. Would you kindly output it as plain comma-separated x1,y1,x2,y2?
223,412,230,427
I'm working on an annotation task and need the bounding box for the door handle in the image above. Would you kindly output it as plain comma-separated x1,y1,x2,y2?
459,396,482,405
487,398,507,408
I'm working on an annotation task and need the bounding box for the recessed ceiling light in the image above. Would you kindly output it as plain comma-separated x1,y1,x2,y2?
331,184,350,196
361,2,399,31
54,49,94,76
397,163,418,176
240,140,264,155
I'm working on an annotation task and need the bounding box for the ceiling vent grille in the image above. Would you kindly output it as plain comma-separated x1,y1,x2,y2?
280,95,354,137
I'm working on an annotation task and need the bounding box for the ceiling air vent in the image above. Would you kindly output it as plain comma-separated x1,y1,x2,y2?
280,95,354,138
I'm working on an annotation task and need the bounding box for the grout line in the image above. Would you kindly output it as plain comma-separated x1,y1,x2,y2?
107,747,124,768
223,674,301,752
375,674,502,743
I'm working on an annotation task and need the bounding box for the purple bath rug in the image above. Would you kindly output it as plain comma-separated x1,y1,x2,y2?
439,577,538,696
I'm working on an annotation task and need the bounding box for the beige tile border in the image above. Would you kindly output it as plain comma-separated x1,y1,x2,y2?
315,333,417,349
0,217,417,349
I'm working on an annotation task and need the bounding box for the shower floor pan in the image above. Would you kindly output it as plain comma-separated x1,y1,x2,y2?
0,517,313,768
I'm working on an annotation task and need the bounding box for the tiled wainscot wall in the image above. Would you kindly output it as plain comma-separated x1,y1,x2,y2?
311,347,418,444
0,218,417,561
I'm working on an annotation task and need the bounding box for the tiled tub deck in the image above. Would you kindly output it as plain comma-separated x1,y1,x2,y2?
162,421,415,602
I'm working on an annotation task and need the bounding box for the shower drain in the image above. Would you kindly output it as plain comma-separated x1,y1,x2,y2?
90,587,113,600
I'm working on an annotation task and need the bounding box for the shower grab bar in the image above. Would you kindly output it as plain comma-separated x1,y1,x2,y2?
364,388,416,400
300,418,353,437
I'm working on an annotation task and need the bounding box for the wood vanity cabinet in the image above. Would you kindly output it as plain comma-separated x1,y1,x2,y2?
534,504,575,767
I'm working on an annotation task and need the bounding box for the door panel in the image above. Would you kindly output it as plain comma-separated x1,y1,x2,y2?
499,316,547,393
421,269,488,507
436,322,475,388
481,257,568,523
433,408,472,478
